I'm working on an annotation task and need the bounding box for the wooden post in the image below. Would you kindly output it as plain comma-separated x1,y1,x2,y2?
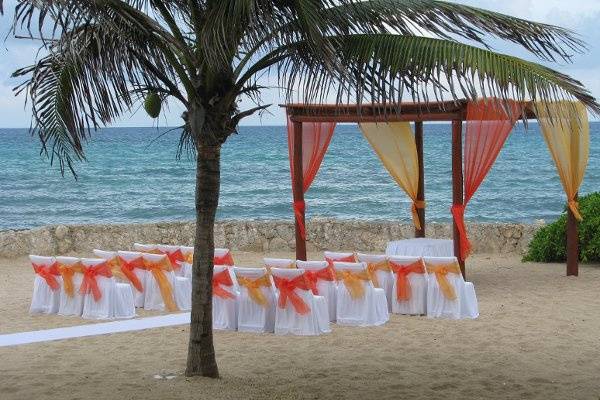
451,120,466,278
566,194,579,276
292,120,307,261
415,121,425,237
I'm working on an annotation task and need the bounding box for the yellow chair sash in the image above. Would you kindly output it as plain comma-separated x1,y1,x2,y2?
425,262,461,300
237,275,272,307
106,257,127,281
366,260,391,288
335,270,371,299
57,262,84,298
144,257,178,311
184,253,194,264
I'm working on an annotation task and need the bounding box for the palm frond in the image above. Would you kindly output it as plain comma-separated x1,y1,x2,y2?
275,34,599,114
311,0,584,62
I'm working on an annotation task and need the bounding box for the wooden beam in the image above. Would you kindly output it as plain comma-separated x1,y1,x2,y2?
451,120,466,278
415,121,425,238
290,112,462,123
292,120,307,261
566,194,579,276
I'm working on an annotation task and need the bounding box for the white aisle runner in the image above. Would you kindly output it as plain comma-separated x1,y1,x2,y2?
0,312,191,347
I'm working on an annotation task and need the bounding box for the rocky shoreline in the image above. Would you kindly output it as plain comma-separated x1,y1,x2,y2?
0,219,542,258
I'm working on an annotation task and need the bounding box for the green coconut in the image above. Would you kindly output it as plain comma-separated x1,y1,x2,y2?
144,91,161,118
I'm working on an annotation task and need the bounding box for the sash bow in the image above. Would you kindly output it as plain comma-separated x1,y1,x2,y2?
335,269,371,299
390,260,425,301
212,270,236,299
273,275,311,315
237,275,271,306
304,265,335,295
79,262,113,302
32,262,61,291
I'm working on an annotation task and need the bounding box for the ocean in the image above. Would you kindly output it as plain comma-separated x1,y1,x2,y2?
0,123,598,231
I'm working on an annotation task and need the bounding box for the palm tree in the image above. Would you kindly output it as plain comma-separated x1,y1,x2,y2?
2,0,598,378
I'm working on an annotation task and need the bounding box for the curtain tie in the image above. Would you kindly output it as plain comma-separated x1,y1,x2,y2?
567,200,583,221
335,270,371,299
304,265,335,295
32,262,61,291
293,200,306,240
425,262,461,300
273,275,311,315
57,262,84,298
116,256,145,293
214,251,235,266
411,200,426,230
450,204,471,261
366,260,391,288
143,258,178,311
237,275,272,307
212,269,236,300
79,262,113,302
390,260,425,301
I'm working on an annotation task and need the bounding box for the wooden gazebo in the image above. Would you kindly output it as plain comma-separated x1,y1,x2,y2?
282,100,582,277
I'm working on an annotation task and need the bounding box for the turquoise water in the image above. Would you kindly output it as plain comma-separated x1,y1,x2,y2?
0,123,598,230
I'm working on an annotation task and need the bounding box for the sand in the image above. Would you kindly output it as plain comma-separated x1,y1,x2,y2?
1,251,599,400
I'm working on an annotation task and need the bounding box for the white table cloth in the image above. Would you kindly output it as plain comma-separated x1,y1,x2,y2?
386,238,454,257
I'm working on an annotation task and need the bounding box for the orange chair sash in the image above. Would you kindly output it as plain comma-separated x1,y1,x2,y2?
273,274,311,315
57,262,84,298
304,266,335,295
32,262,61,291
161,249,184,270
184,252,194,264
214,251,234,266
79,262,113,302
389,260,425,301
335,269,371,299
115,256,145,293
366,259,391,288
425,262,461,300
213,270,236,300
144,258,178,311
237,275,271,307
325,254,355,269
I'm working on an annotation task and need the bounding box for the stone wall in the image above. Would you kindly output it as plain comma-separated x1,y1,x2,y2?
0,219,541,258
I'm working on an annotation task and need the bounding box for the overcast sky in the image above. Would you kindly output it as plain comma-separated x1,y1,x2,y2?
0,0,598,128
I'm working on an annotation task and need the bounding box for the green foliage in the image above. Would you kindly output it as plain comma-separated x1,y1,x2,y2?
523,192,600,263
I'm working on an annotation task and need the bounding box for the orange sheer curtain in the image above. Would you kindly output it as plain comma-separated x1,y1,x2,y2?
452,99,521,260
287,118,336,239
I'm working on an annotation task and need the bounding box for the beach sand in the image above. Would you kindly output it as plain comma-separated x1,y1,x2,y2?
1,252,599,400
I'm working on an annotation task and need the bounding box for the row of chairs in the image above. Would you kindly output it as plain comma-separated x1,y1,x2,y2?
209,251,478,335
29,246,478,336
28,245,236,319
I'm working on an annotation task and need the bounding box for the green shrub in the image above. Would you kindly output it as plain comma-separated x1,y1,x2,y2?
523,192,600,263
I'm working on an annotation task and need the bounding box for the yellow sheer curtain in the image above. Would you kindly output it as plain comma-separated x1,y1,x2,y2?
359,122,423,229
534,101,590,220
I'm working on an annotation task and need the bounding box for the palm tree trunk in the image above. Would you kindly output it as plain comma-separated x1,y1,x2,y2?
185,136,221,378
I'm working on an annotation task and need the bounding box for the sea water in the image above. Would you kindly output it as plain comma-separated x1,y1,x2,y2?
0,123,598,230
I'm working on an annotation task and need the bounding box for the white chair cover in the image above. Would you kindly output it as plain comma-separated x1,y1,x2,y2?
140,253,178,312
180,246,194,278
324,251,355,263
29,255,61,315
117,250,147,308
296,260,337,322
423,256,478,319
234,267,276,333
356,253,394,312
271,268,330,335
55,256,84,317
212,265,238,331
80,257,135,319
334,262,389,327
80,258,116,320
133,243,158,252
388,255,428,315
263,258,295,269
386,238,454,257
